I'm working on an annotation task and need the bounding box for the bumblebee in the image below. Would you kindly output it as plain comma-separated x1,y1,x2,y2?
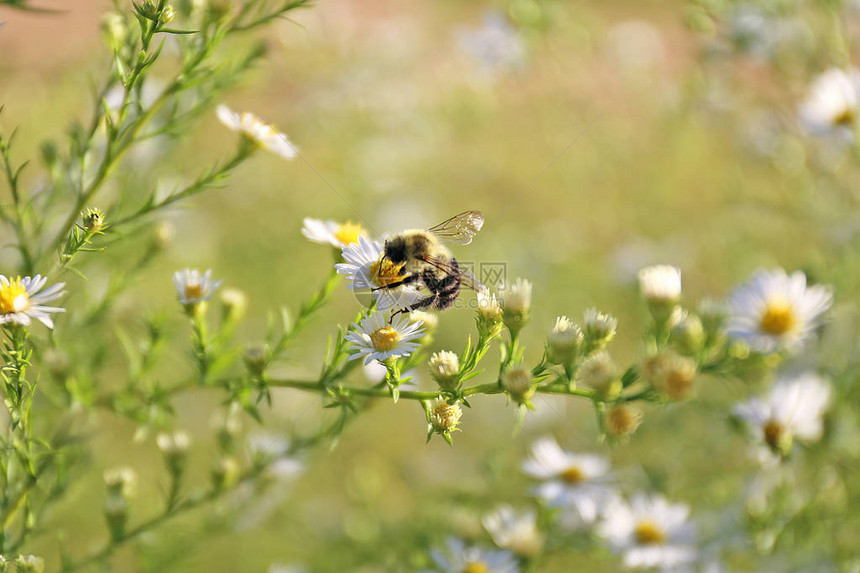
375,210,486,316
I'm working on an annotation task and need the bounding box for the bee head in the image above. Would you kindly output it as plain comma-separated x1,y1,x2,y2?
383,236,407,264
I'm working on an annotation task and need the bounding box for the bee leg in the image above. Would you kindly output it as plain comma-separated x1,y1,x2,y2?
388,295,437,324
371,273,421,291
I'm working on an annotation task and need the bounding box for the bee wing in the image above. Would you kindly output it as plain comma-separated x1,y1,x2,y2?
421,256,486,292
427,210,484,245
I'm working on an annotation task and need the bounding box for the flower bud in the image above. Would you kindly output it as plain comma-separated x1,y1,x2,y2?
502,366,535,406
427,399,463,445
104,466,137,499
101,12,127,52
604,404,643,440
428,350,460,391
578,352,620,399
14,556,44,573
0,556,8,573
243,344,268,375
581,308,618,355
476,288,504,338
82,207,105,234
502,278,533,335
154,222,174,249
638,265,681,306
220,287,248,323
644,352,698,401
546,316,582,366
670,312,705,355
157,430,190,477
211,457,240,491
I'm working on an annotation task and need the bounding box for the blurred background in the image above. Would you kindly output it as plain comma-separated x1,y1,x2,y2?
1,0,856,571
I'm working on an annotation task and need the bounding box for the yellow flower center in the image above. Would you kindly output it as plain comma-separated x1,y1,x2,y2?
665,369,695,400
369,256,405,287
370,327,400,351
334,222,364,246
184,282,203,300
759,298,796,336
634,521,666,545
834,107,856,126
461,563,489,573
763,419,784,449
560,466,584,484
0,278,30,315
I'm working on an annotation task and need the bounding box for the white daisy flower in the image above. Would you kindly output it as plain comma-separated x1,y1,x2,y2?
638,265,682,305
726,269,832,353
335,236,422,311
216,105,297,159
301,218,367,248
799,68,860,139
345,311,425,365
0,275,65,329
482,505,544,558
173,269,223,305
598,493,698,571
521,436,614,524
424,537,520,573
733,371,831,459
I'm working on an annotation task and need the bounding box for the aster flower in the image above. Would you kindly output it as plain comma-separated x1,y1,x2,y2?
726,269,832,353
428,398,463,437
173,269,222,305
428,350,460,391
638,265,681,306
216,105,297,159
799,68,860,140
733,371,831,459
546,316,582,365
423,537,519,573
345,311,425,365
598,493,698,570
0,275,65,329
521,436,614,524
335,236,422,311
301,218,367,249
482,505,544,558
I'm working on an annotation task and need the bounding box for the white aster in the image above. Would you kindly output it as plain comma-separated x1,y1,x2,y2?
638,265,682,305
173,268,222,305
424,537,520,573
799,68,860,139
726,269,832,353
598,493,698,571
335,236,422,311
345,311,425,365
482,505,544,558
301,218,366,248
733,371,831,460
521,436,613,524
0,275,65,329
503,278,533,314
216,104,297,159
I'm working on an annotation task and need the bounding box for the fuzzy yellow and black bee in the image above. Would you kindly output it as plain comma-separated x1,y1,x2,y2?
374,210,486,318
